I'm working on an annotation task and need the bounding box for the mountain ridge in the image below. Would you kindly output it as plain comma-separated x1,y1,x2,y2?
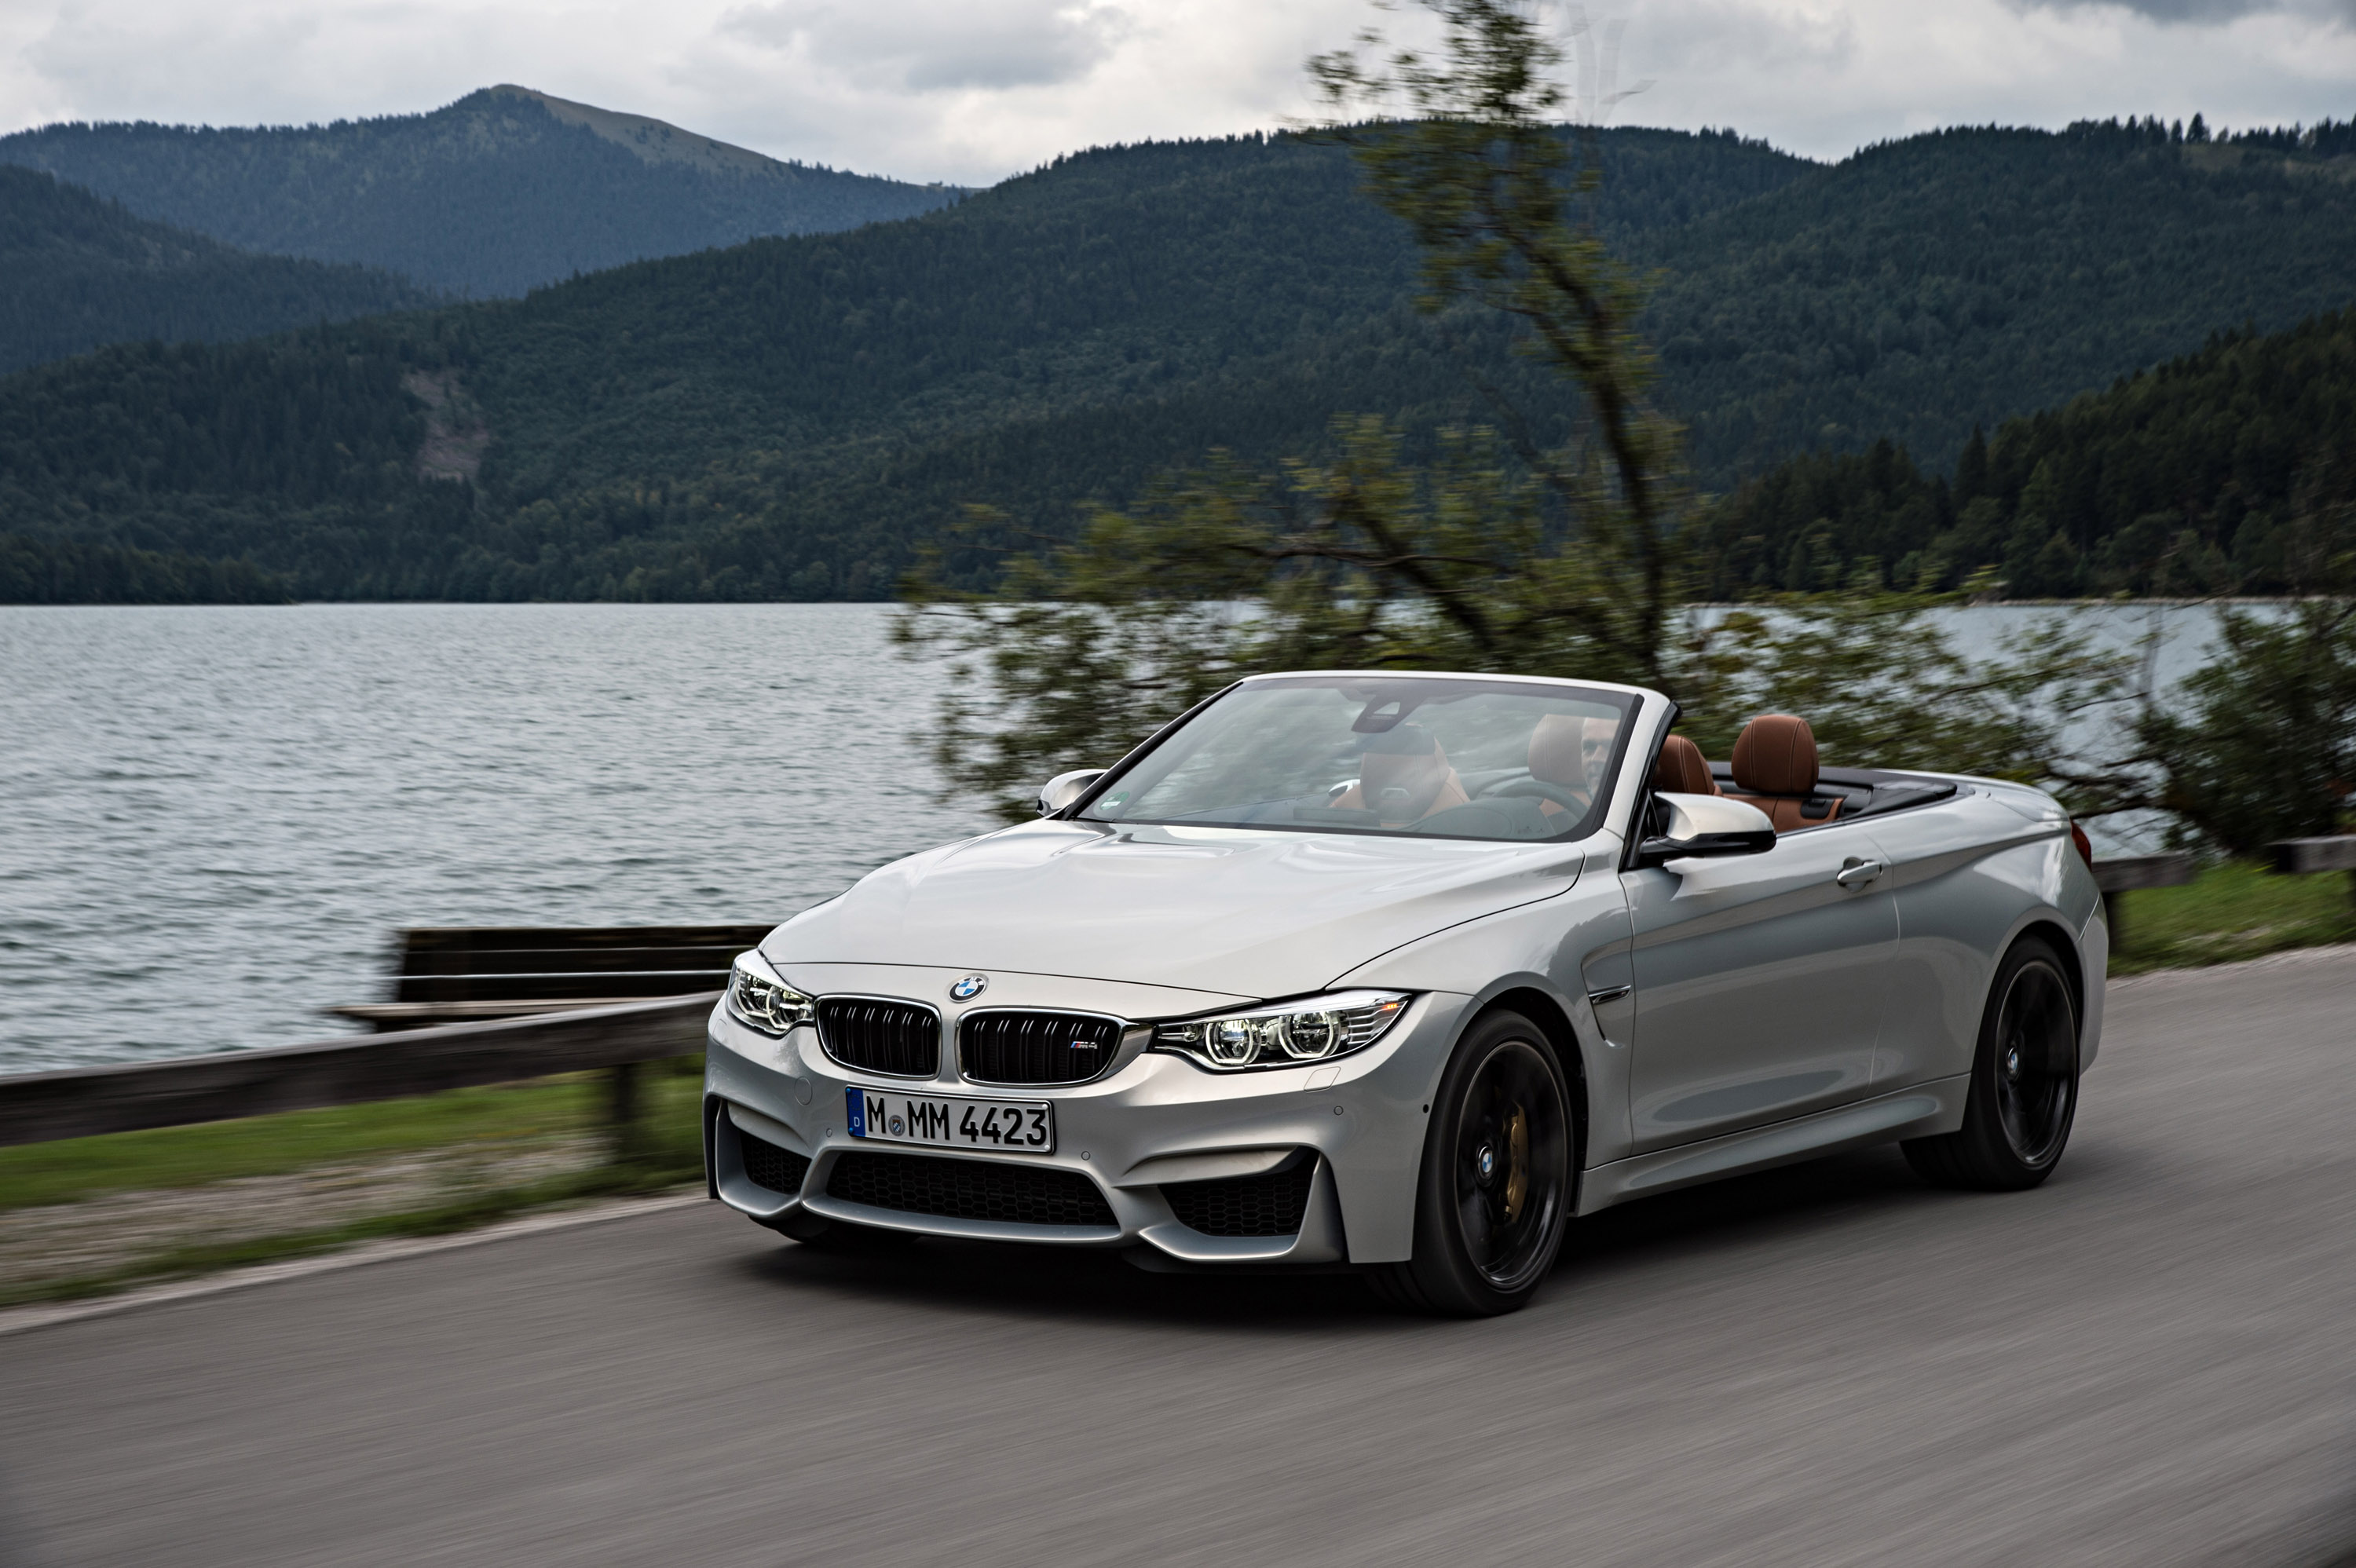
0,89,961,297
0,163,436,375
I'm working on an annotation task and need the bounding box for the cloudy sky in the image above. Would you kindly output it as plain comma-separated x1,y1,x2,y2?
2,0,2351,186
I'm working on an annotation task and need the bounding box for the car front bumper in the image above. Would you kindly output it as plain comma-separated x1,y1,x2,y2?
703,974,1472,1266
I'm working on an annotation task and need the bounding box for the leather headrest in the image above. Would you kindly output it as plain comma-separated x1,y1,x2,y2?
1651,733,1717,795
1732,715,1818,795
1359,725,1452,821
1530,714,1617,790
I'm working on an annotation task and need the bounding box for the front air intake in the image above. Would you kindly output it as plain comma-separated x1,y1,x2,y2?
816,997,939,1077
827,1152,1117,1228
960,1011,1123,1085
739,1131,810,1197
1162,1152,1316,1237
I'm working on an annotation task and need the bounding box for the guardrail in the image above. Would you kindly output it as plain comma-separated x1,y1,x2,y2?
0,992,717,1151
2091,853,2196,946
2270,835,2356,905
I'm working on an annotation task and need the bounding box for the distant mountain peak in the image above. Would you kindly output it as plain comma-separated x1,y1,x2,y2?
477,85,795,180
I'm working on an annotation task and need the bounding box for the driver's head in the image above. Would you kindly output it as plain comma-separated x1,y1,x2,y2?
1358,725,1451,824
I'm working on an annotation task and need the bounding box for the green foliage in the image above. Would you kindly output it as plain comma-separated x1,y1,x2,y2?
902,6,2139,823
0,166,435,375
2106,858,2356,974
1704,305,2356,598
8,115,2356,603
2142,602,2356,853
1,89,958,298
1655,116,2356,481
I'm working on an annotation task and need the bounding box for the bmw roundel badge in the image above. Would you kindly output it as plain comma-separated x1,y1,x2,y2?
949,974,988,1001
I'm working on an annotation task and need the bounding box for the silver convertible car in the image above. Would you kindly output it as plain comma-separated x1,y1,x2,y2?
704,671,2105,1314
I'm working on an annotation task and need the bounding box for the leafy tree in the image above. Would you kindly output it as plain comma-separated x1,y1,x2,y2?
898,1,2140,821
2142,602,2356,853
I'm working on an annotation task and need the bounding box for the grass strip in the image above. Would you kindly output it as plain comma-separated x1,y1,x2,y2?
0,1058,705,1212
0,1160,701,1311
2107,860,2356,974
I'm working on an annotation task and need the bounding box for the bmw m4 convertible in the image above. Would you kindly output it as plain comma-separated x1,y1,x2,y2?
704,671,2105,1314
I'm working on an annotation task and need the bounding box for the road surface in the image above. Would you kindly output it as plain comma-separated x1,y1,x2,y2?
2,954,2353,1566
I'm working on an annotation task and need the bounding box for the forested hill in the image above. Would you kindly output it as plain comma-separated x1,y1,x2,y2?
0,86,960,298
0,166,436,375
4,119,2354,604
1648,118,2356,480
1703,304,2356,598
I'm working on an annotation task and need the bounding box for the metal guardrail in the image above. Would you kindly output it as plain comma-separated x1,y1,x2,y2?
0,992,718,1150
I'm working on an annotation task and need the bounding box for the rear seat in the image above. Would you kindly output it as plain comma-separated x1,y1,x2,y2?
1721,714,1842,833
1650,733,1717,795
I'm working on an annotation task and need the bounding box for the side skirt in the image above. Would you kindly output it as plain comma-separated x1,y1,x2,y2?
1575,1076,1969,1216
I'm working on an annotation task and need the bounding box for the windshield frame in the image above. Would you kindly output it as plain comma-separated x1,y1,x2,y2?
1069,672,1647,845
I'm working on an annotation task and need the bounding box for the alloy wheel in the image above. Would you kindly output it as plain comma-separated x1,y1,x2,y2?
1451,1039,1569,1292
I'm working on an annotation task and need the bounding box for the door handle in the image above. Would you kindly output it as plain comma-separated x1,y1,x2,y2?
1835,857,1886,889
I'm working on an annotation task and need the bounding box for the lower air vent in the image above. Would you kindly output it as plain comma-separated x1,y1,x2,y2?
827,1152,1117,1228
740,1131,810,1197
1163,1153,1315,1237
817,997,940,1077
960,1011,1123,1085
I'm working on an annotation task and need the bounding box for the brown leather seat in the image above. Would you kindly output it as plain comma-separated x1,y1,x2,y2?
1725,714,1842,833
1527,713,1615,816
1651,733,1717,795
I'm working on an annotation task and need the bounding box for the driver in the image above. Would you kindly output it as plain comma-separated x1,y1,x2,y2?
1334,724,1469,825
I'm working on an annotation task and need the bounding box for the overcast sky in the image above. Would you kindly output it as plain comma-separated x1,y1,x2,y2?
2,0,2351,186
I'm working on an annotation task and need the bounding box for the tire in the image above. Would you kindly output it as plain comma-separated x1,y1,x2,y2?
1370,1009,1577,1317
1903,935,2080,1191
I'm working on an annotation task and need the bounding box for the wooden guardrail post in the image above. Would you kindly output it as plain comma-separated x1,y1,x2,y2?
2091,853,2197,949
2268,836,2356,910
607,1061,642,1164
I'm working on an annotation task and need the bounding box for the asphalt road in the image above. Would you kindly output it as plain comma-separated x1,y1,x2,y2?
3,955,2354,1568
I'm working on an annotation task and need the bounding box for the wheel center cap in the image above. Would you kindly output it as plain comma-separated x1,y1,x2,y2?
2004,1047,2021,1080
1476,1144,1498,1181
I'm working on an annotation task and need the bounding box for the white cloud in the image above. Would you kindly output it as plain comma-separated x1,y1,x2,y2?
1,0,2351,185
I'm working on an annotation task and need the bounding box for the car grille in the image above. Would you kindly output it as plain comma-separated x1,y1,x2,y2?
817,997,939,1077
1162,1153,1315,1237
739,1131,810,1197
826,1152,1117,1228
960,1011,1123,1085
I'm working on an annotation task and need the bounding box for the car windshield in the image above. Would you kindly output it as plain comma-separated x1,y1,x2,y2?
1082,676,1638,842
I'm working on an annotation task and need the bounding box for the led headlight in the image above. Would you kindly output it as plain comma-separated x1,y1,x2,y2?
726,951,814,1036
1151,991,1410,1073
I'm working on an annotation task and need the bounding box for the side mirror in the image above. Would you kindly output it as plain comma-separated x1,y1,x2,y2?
1635,791,1776,868
1037,769,1107,817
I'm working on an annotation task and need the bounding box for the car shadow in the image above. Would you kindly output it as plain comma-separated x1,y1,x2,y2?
723,1144,1941,1332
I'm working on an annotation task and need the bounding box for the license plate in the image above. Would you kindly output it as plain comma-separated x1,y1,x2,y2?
845,1087,1054,1154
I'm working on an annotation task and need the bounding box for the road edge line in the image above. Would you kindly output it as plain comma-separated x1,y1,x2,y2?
0,1191,707,1339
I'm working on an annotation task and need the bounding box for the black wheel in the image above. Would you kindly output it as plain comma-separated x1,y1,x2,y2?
1904,936,2080,1191
1372,1010,1575,1316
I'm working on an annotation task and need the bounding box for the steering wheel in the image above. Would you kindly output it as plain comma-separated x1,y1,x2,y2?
1487,778,1589,812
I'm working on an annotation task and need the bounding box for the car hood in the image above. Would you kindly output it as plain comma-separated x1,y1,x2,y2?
764,819,1590,1002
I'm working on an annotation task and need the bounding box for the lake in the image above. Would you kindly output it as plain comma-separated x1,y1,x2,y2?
0,600,2253,1072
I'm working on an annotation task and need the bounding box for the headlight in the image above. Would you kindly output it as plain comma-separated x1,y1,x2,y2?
1151,991,1411,1073
726,951,814,1036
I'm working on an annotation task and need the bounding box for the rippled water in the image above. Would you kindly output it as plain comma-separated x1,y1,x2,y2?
0,600,2259,1073
0,605,985,1073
